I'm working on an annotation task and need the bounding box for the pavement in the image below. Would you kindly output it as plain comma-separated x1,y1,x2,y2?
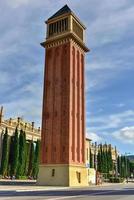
0,182,133,200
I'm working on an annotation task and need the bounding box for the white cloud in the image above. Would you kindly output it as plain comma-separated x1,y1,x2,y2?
3,93,42,128
113,126,134,144
7,0,34,8
116,103,125,108
0,0,134,136
88,110,134,131
86,132,102,143
87,0,134,47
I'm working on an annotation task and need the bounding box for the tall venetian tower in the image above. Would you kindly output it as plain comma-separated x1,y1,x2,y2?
38,5,89,186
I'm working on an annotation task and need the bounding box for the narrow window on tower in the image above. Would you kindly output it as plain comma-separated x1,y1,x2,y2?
52,23,54,35
62,19,64,32
59,20,62,32
52,169,55,177
56,22,58,33
65,18,68,30
49,24,51,36
78,173,81,183
76,171,81,183
54,23,56,34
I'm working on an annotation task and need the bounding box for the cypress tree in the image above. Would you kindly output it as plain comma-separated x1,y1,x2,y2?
17,130,26,177
101,150,105,173
120,155,126,178
124,156,127,178
0,128,9,176
99,144,104,173
103,149,108,174
90,149,93,168
8,136,14,176
10,127,19,177
28,141,35,177
127,158,130,178
24,141,31,176
107,146,113,173
97,150,102,172
107,149,110,174
32,140,40,179
130,161,134,175
117,156,121,176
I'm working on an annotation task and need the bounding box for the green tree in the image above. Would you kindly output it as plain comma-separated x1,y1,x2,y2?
130,161,134,176
17,130,26,177
10,127,19,177
8,136,14,175
90,149,93,168
120,156,126,178
0,128,9,176
97,150,102,172
28,141,35,177
103,150,108,174
107,146,113,174
32,140,40,179
101,149,105,173
117,156,121,176
24,141,31,176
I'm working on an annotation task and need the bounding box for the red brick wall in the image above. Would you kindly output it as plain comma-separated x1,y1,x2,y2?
41,40,85,165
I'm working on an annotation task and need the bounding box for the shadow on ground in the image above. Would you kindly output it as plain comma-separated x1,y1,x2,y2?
0,187,134,197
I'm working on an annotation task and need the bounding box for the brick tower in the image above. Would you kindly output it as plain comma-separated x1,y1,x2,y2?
37,5,89,186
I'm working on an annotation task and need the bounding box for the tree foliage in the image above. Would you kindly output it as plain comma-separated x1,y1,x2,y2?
10,127,19,176
0,127,41,179
32,140,40,179
0,128,9,176
17,130,26,177
28,141,35,177
97,144,113,177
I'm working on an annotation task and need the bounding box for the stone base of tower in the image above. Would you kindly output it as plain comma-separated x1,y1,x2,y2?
37,164,88,187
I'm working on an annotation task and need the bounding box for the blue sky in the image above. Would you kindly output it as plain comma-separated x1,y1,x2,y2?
0,0,134,154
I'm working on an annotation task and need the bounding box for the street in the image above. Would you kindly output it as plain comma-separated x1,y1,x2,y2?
0,183,134,200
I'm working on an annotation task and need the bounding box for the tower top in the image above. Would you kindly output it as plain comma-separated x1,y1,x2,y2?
48,5,71,20
42,5,89,52
46,4,86,29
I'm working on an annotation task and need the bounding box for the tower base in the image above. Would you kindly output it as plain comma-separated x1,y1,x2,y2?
37,164,88,187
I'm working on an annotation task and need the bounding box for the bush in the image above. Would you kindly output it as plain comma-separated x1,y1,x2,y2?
109,177,124,183
18,176,27,180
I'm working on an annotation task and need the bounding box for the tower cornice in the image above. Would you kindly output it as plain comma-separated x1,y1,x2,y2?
41,32,89,52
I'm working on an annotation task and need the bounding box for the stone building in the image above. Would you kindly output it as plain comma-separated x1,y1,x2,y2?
0,106,41,165
85,138,119,170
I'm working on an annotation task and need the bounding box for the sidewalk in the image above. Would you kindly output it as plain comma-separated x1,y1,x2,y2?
0,180,127,192
0,179,36,185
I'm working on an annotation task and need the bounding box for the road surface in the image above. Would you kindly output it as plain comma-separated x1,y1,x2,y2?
0,183,133,200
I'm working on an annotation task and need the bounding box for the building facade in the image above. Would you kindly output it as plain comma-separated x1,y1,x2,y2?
0,106,41,166
85,138,119,181
38,5,89,186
